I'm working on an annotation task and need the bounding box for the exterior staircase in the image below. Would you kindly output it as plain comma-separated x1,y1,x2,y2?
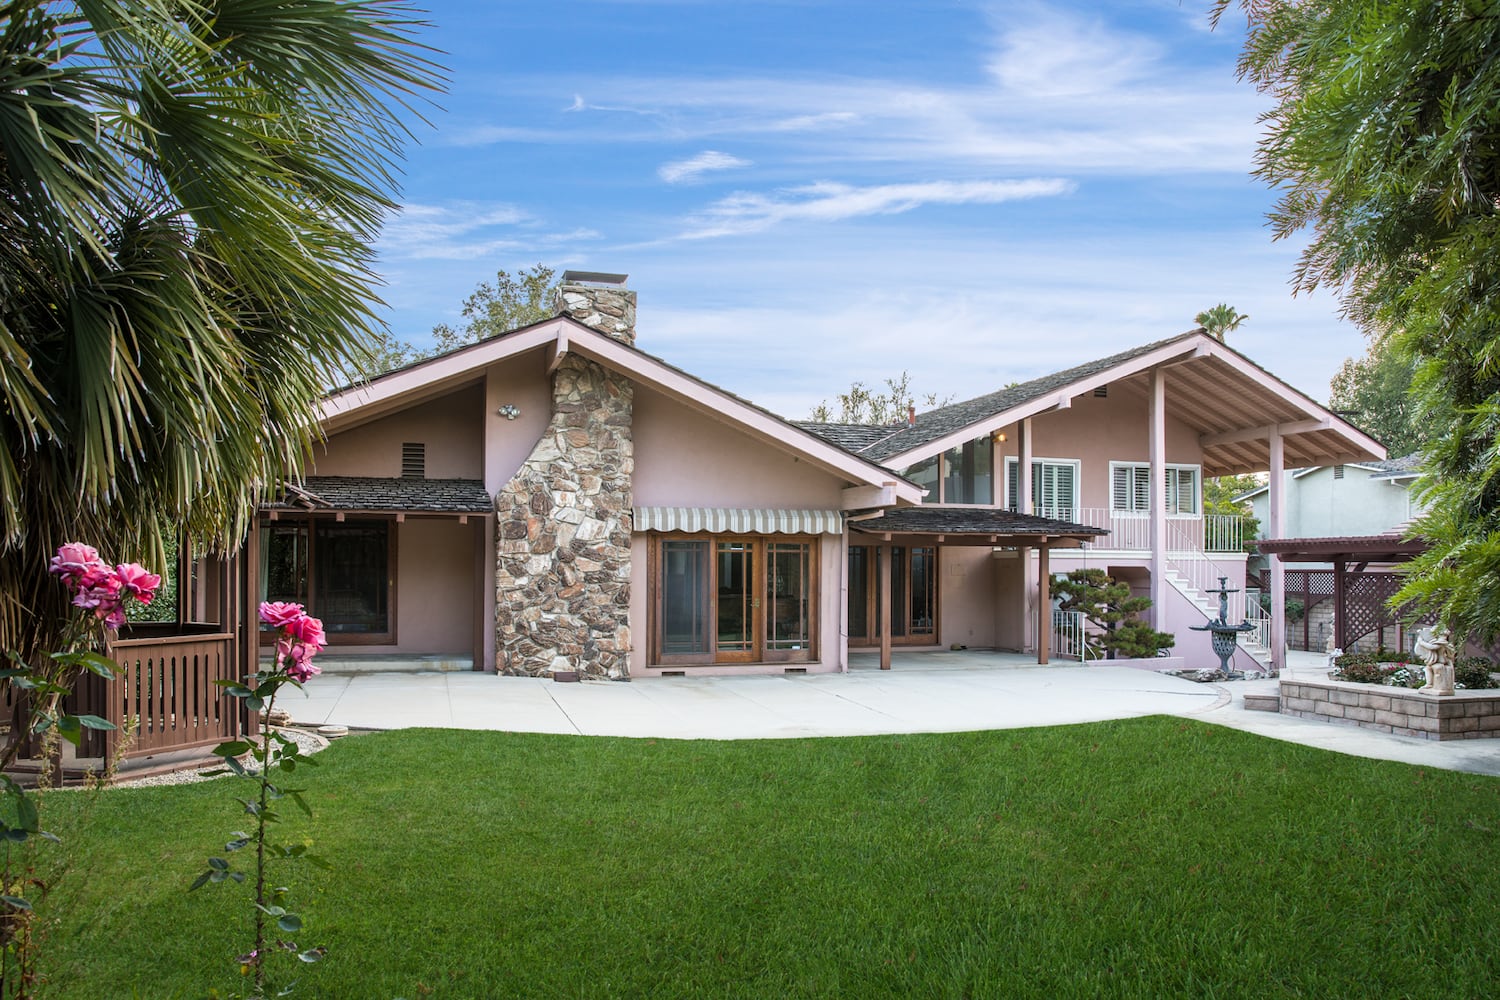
1163,553,1273,671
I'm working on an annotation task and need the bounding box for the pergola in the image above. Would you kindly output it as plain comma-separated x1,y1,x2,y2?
849,507,1107,669
1256,533,1431,651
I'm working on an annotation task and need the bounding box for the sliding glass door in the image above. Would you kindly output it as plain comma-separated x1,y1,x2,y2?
652,536,816,665
847,545,938,646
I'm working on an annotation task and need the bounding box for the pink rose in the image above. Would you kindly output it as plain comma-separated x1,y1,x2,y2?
285,613,326,650
114,563,162,603
259,601,305,628
49,542,100,582
285,654,321,684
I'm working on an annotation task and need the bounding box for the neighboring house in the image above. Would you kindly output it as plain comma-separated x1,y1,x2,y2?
251,273,1382,679
1236,455,1423,543
1237,454,1426,652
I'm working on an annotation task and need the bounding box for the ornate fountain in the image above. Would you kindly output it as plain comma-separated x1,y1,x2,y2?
1188,576,1258,678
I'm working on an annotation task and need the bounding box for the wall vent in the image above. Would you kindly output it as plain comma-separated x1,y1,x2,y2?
1333,464,1345,480
401,442,425,479
1094,385,1109,398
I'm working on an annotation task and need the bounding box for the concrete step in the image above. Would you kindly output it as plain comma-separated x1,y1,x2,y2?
1243,692,1280,712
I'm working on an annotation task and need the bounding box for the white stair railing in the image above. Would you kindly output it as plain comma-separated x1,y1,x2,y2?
1051,610,1101,662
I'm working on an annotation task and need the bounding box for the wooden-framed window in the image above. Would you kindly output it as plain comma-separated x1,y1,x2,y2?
650,534,817,666
261,516,395,644
1004,457,1080,520
1109,462,1200,516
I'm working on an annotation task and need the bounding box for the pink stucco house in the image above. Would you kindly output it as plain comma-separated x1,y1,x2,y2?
252,272,1382,679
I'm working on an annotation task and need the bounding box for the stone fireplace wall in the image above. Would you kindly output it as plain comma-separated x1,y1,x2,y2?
494,280,635,677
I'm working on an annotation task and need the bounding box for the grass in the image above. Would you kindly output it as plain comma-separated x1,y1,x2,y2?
27,717,1500,998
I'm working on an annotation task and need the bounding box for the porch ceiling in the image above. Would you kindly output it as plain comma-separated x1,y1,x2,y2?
1111,354,1383,476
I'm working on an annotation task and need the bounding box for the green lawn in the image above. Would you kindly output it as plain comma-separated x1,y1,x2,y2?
33,718,1500,998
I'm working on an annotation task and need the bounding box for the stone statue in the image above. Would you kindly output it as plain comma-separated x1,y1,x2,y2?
1414,626,1457,696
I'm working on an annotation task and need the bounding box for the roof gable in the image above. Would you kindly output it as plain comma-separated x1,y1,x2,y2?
852,331,1383,476
319,318,924,504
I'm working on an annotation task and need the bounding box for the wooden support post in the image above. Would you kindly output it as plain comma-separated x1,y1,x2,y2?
1037,544,1051,665
1333,556,1347,651
1268,427,1287,674
880,543,892,670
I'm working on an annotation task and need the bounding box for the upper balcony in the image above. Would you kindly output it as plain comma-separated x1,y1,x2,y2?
1029,506,1247,554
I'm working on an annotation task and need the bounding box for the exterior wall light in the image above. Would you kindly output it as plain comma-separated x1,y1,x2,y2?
497,404,521,420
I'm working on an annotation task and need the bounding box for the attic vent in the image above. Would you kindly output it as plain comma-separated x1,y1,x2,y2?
1333,465,1345,480
1094,385,1109,398
401,442,425,479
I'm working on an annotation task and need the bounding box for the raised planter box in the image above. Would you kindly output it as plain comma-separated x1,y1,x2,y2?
1279,677,1500,741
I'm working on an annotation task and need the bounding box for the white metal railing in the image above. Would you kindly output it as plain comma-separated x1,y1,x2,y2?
1245,606,1270,651
1051,609,1102,662
1032,508,1245,554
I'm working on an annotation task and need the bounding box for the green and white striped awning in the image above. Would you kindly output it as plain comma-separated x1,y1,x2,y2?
633,507,843,535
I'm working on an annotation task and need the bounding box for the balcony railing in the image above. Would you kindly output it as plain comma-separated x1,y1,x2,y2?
1031,507,1245,554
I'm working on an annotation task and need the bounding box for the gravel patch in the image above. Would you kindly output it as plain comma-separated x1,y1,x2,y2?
112,727,331,789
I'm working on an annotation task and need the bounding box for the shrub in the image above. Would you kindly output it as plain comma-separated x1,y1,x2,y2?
1456,657,1498,690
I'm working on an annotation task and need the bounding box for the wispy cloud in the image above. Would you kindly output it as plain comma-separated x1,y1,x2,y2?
658,150,751,184
378,202,601,261
677,178,1073,239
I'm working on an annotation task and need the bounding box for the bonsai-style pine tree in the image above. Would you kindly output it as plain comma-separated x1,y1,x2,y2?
1051,569,1175,659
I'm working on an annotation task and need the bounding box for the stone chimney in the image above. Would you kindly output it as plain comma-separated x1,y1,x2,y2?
495,270,636,679
555,271,636,345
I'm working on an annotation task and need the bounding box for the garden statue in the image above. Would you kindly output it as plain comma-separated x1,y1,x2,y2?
1414,626,1456,696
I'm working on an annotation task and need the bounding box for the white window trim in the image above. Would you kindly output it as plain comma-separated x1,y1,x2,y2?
1003,456,1081,514
1108,461,1202,517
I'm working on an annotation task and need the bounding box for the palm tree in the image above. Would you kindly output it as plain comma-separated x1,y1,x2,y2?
0,0,439,665
1194,303,1250,342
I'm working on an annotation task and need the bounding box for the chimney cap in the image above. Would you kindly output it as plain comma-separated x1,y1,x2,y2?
560,270,629,288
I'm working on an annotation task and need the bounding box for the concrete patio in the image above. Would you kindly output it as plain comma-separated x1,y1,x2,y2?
273,648,1500,776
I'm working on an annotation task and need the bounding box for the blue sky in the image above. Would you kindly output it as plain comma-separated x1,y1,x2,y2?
375,0,1363,419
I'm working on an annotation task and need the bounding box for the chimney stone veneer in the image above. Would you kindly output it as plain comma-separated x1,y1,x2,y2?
494,277,636,677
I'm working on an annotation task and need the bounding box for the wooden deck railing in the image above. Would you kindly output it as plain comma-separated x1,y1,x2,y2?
79,631,255,760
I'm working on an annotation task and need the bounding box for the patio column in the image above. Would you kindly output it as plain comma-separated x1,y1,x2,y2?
1037,542,1051,665
1149,368,1167,627
879,543,892,670
1019,417,1034,652
1268,426,1287,674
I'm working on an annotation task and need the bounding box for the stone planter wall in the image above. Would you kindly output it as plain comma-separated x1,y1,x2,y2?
1279,678,1500,740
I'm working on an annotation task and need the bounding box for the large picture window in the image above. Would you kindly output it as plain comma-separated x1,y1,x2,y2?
1109,462,1200,515
1004,457,1080,520
903,436,993,505
261,517,394,643
651,535,817,666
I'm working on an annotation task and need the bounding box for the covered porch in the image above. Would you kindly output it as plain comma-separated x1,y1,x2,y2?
848,507,1107,669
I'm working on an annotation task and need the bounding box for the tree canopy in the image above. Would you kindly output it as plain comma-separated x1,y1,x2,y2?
359,264,560,377
1193,303,1249,342
809,372,954,424
1328,339,1423,457
1222,0,1500,642
0,0,438,662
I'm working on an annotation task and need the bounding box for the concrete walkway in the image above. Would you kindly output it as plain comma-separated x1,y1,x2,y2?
283,650,1500,776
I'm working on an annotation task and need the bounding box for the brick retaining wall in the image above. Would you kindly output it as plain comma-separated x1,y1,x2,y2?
1279,678,1500,741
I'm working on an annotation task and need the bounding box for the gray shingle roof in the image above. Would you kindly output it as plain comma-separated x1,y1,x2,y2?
1367,453,1422,476
855,332,1200,462
791,421,900,452
849,507,1108,538
264,477,493,513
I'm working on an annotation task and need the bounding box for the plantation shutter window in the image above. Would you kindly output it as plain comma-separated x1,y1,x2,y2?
1005,458,1079,519
1109,463,1200,515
